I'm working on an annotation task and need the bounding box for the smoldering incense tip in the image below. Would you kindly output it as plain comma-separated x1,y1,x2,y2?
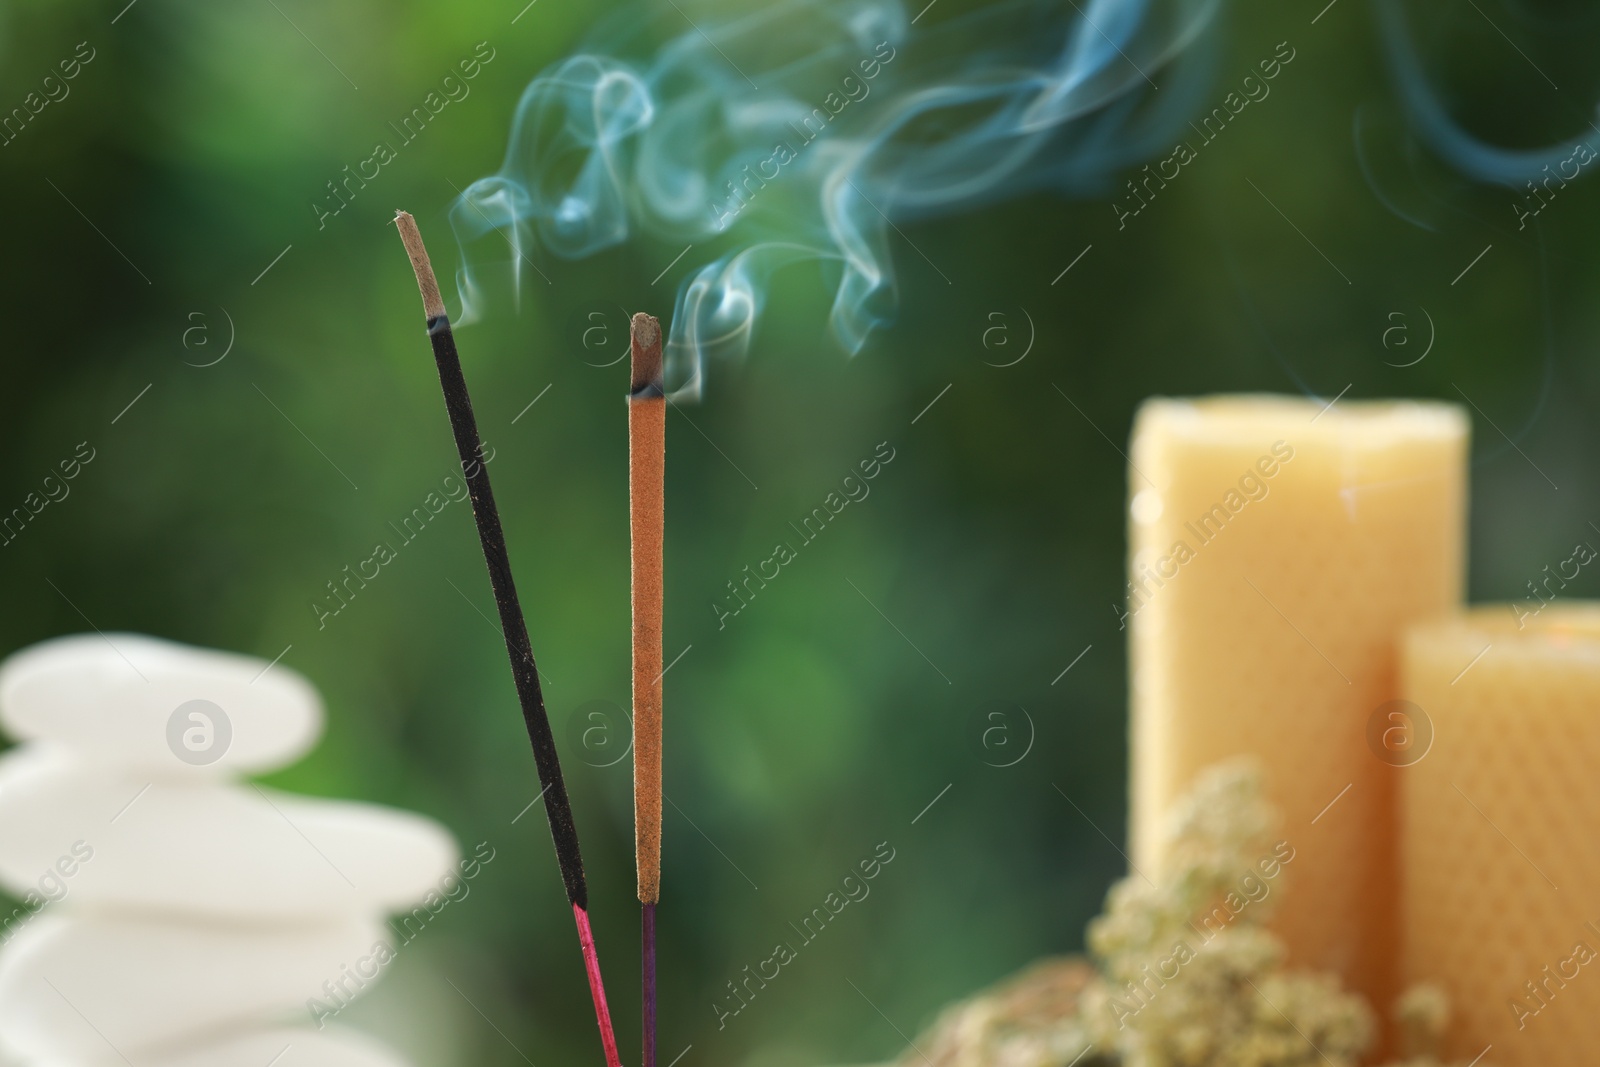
630,312,664,397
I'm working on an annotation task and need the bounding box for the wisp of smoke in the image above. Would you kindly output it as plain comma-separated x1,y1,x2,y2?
1374,1,1599,189
451,0,1219,397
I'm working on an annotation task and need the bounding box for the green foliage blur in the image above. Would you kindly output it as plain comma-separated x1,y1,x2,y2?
1,0,1598,1064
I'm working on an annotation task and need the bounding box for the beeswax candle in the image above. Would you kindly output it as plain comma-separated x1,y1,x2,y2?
1128,395,1468,1017
1402,606,1600,1064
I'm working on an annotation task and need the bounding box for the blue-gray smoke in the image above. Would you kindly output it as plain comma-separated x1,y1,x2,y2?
1375,1,1599,190
451,0,1593,397
450,0,1219,397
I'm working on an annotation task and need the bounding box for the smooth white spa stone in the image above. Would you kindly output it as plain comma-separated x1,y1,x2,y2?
73,1027,413,1067
0,634,322,776
0,914,389,1062
0,745,458,920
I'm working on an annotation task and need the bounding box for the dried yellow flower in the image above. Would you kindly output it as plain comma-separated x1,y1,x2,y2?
890,761,1487,1067
1078,759,1372,1067
892,958,1101,1067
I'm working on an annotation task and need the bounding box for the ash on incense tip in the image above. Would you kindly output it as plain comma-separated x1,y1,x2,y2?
630,311,664,397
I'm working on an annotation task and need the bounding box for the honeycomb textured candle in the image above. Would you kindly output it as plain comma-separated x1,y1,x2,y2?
1127,396,1468,1018
1402,606,1600,1064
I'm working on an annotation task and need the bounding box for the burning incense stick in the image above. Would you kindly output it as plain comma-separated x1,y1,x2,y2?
628,313,665,1067
392,211,622,1067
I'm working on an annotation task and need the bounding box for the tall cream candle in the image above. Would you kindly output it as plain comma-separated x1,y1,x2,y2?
1127,395,1468,1019
1402,606,1600,1064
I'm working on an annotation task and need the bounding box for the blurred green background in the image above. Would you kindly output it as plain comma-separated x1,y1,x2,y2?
2,0,1598,1064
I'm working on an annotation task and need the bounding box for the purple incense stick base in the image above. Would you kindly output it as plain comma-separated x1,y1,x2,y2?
643,902,657,1067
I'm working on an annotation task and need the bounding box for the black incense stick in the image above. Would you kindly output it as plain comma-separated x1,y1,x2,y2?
393,211,621,1067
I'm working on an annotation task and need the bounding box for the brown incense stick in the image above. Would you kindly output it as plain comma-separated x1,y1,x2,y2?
629,312,665,1067
393,211,622,1067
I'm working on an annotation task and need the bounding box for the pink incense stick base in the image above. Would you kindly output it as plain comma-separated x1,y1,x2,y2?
573,903,623,1067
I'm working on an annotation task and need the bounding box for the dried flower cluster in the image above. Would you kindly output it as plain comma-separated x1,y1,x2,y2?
893,761,1484,1067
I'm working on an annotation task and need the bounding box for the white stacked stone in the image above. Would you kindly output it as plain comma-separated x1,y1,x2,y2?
0,634,459,1067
